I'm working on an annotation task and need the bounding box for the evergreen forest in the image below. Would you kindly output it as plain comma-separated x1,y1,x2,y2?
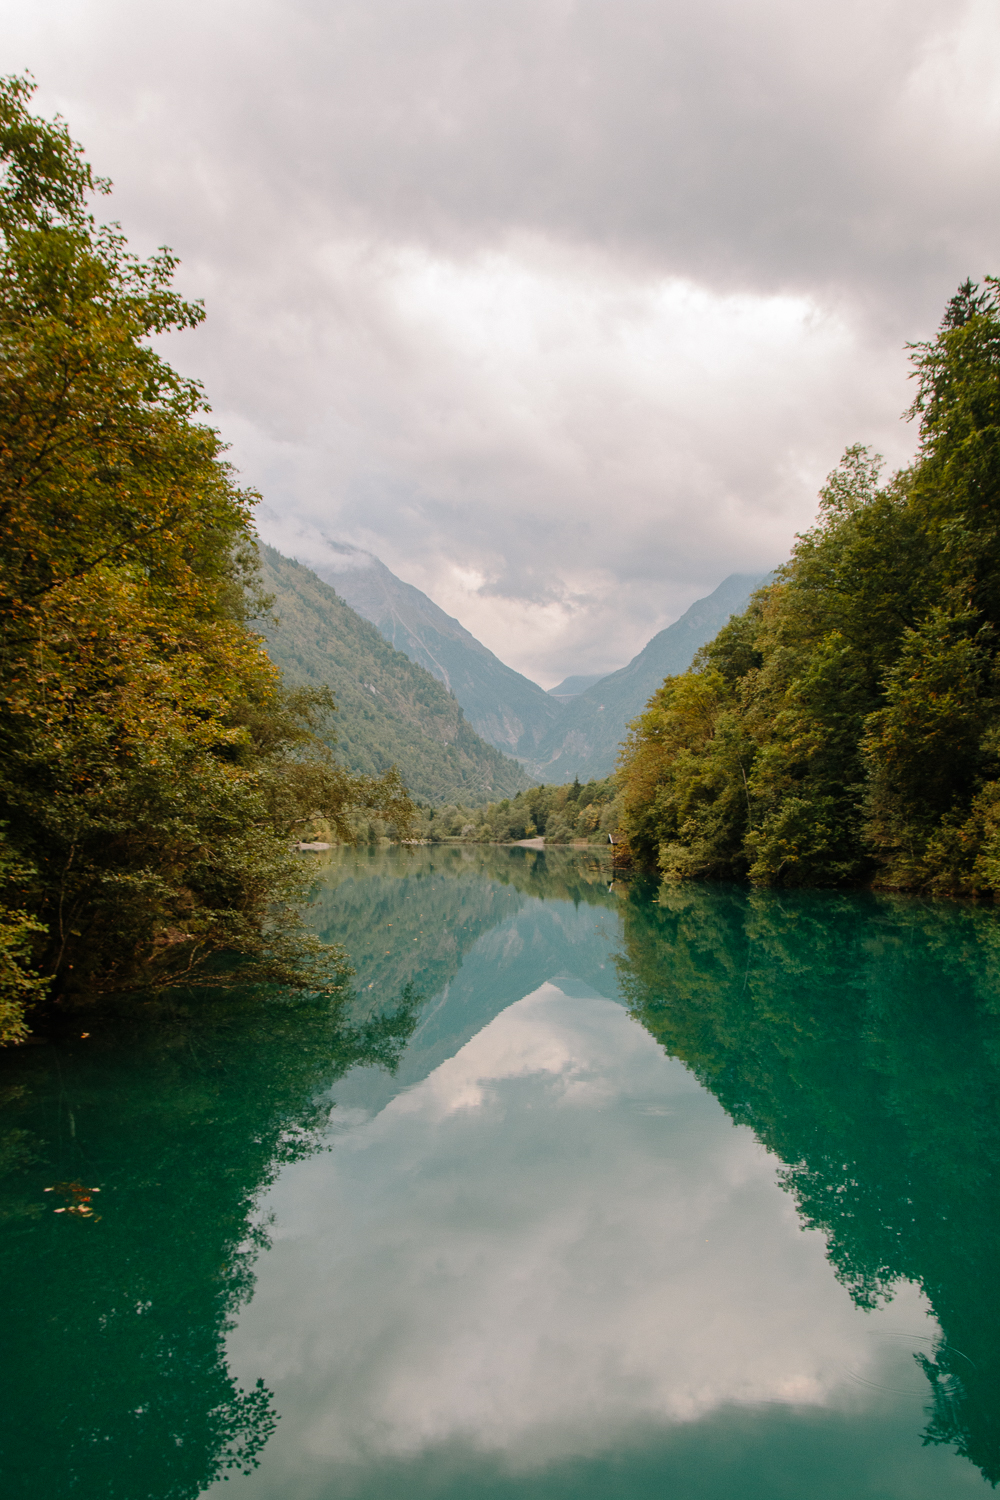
619,281,1000,896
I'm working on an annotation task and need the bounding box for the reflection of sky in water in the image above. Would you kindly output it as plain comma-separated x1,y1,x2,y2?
212,968,978,1496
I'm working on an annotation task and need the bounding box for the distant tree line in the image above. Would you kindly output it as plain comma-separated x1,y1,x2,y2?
0,78,410,1041
409,776,621,845
618,278,1000,895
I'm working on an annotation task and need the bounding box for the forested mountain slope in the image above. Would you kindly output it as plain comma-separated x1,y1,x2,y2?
305,542,562,755
527,573,771,782
257,547,533,804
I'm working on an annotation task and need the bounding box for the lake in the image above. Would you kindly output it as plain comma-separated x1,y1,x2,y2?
2,844,998,1498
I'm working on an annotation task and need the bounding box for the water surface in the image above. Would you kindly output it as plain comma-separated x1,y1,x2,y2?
2,846,998,1497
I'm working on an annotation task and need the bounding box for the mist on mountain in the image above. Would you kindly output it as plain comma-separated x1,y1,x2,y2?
286,540,772,784
306,542,561,757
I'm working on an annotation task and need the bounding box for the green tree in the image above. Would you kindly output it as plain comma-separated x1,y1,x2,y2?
0,77,411,1035
618,280,1000,894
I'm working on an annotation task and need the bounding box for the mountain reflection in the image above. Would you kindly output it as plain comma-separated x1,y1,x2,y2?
307,844,618,978
615,879,1000,1487
0,845,617,1500
0,986,421,1499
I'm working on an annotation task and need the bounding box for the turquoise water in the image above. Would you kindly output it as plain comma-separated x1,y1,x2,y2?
2,845,998,1497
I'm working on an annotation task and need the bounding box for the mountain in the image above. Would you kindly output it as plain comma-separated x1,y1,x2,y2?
262,539,770,791
302,542,562,756
526,573,772,782
255,545,534,804
547,673,610,702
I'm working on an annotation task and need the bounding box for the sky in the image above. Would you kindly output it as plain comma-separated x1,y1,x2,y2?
3,0,999,684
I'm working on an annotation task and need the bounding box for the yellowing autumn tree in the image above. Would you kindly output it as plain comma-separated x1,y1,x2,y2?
0,76,410,1039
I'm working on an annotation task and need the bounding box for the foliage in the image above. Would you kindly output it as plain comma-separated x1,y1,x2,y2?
256,545,534,805
0,843,48,1044
410,775,620,844
0,77,411,1036
618,279,1000,892
525,572,769,784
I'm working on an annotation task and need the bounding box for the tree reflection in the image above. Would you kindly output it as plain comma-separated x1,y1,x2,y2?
0,984,421,1498
305,844,617,1013
616,880,1000,1486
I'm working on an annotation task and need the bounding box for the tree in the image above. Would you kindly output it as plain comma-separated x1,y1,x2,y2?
618,279,1000,893
0,76,411,1035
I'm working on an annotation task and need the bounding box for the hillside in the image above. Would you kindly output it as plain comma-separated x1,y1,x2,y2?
255,546,534,804
304,541,562,755
526,573,772,782
547,673,609,702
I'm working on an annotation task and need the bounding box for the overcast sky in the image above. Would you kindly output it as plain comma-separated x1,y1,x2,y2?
4,0,998,684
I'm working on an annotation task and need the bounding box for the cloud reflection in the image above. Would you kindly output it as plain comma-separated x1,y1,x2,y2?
221,983,934,1479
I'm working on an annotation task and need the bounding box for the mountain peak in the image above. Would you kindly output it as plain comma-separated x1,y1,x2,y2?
300,542,562,755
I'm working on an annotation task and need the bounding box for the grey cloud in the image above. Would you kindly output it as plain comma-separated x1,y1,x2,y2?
2,0,992,678
56,0,983,314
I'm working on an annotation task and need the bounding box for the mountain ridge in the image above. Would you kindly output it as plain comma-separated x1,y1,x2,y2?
255,545,534,804
524,572,772,781
306,542,562,755
547,673,610,701
276,538,772,788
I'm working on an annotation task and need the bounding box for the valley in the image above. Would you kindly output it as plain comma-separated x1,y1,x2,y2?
264,540,771,792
